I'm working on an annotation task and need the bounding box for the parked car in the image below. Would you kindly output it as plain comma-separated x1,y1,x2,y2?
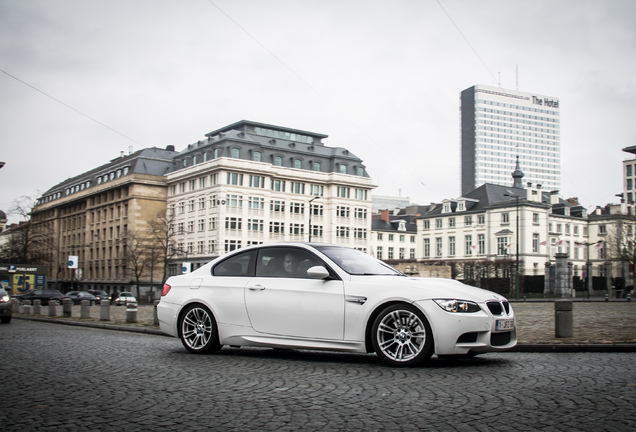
88,290,110,304
113,292,136,306
62,291,97,305
157,243,517,367
0,288,12,323
13,289,65,306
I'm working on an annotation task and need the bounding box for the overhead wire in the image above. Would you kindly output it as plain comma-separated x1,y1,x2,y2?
0,68,144,148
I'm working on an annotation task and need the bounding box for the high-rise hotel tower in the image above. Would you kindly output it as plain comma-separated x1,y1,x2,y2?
460,84,561,195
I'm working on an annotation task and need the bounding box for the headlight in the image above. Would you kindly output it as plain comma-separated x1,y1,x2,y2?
0,294,9,303
434,299,481,313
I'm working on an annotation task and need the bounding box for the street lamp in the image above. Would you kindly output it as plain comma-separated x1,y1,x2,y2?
575,240,602,299
308,196,319,242
504,191,521,300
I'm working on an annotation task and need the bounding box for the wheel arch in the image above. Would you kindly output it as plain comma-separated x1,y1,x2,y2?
364,300,434,353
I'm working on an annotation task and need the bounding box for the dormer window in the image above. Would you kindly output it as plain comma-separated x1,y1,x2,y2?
398,221,406,231
442,201,452,214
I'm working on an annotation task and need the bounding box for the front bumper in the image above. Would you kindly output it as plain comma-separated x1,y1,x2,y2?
416,299,517,356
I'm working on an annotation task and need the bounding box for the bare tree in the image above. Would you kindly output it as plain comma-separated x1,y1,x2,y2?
0,196,56,266
605,215,636,287
123,229,152,300
147,210,179,285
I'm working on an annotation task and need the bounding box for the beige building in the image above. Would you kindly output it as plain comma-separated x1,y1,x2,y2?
30,147,178,298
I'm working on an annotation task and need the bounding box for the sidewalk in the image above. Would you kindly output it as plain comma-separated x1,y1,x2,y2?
11,300,636,352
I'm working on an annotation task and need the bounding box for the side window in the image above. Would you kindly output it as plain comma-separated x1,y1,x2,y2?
212,251,254,277
255,247,322,278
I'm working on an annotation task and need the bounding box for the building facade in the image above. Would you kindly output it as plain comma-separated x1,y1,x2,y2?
460,84,561,195
29,147,178,297
166,120,375,274
622,145,636,207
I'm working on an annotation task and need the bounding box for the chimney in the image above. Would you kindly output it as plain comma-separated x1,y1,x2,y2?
566,197,579,206
550,190,560,205
380,210,390,223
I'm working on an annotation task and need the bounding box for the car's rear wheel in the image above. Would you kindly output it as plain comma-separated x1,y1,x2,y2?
179,304,222,354
371,304,433,367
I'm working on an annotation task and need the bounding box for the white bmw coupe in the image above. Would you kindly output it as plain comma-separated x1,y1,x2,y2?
157,243,516,367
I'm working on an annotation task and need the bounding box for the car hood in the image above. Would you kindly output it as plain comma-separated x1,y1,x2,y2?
349,275,508,303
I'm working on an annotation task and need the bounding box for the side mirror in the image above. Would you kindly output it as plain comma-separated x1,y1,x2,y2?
307,266,330,280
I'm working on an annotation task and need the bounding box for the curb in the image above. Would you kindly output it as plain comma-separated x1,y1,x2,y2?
13,315,636,353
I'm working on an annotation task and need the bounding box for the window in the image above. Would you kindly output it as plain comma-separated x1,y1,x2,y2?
247,219,264,232
449,218,456,228
227,172,243,186
533,213,539,224
336,226,350,238
502,213,510,224
339,164,347,174
224,239,242,253
289,223,304,235
209,218,216,231
249,175,265,188
423,220,430,230
377,246,383,260
270,221,285,234
290,182,305,194
435,238,442,257
198,219,205,232
271,179,285,192
253,151,262,162
409,248,415,259
627,164,633,177
464,216,472,226
478,215,485,225
449,236,455,256
399,248,405,259
355,189,367,200
599,225,607,235
497,237,509,256
435,219,442,229
388,234,394,241
226,194,243,208
353,228,367,239
424,239,430,257
377,233,383,241
533,233,540,253
312,162,321,171
465,235,472,255
310,204,323,216
188,200,195,212
629,179,634,191
336,206,350,218
231,148,240,158
478,234,485,255
310,184,323,196
337,186,350,198
293,159,302,169
274,156,282,166
290,202,305,214
225,217,242,230
271,200,285,213
388,247,394,259
198,197,205,210
248,197,264,210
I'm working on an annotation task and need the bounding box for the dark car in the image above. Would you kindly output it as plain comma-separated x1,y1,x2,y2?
0,288,12,323
88,290,110,304
63,291,97,305
14,289,65,306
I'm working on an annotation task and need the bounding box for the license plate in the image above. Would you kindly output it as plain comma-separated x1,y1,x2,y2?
495,319,515,331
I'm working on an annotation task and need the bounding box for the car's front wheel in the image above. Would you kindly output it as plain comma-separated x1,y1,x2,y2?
371,304,433,367
179,304,222,354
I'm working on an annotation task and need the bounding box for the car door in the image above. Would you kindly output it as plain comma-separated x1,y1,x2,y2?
244,247,345,340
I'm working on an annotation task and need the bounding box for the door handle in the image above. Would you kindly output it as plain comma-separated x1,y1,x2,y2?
248,284,266,291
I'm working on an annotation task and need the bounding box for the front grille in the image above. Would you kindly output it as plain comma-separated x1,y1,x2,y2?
486,301,503,315
491,332,511,346
503,301,510,314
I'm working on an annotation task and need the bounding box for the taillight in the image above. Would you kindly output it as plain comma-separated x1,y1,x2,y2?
161,284,172,296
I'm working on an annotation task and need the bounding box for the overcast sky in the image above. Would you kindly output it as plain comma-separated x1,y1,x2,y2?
1,0,635,224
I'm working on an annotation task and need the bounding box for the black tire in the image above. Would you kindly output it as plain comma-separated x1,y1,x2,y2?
178,304,222,354
1,316,11,324
371,304,433,367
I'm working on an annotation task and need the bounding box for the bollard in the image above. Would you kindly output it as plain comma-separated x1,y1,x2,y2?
80,300,91,319
126,301,138,323
20,300,31,314
33,299,41,315
62,298,73,317
22,304,32,314
48,300,58,317
627,293,631,302
605,294,609,302
100,300,110,321
11,298,20,313
555,299,573,338
153,300,160,326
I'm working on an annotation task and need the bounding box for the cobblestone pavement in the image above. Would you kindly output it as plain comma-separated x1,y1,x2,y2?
12,300,636,347
1,320,635,432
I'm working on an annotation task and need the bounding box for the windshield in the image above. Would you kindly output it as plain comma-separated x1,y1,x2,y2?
315,245,403,276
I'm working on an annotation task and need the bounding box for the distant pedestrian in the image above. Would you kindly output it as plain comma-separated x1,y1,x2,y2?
111,290,118,306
